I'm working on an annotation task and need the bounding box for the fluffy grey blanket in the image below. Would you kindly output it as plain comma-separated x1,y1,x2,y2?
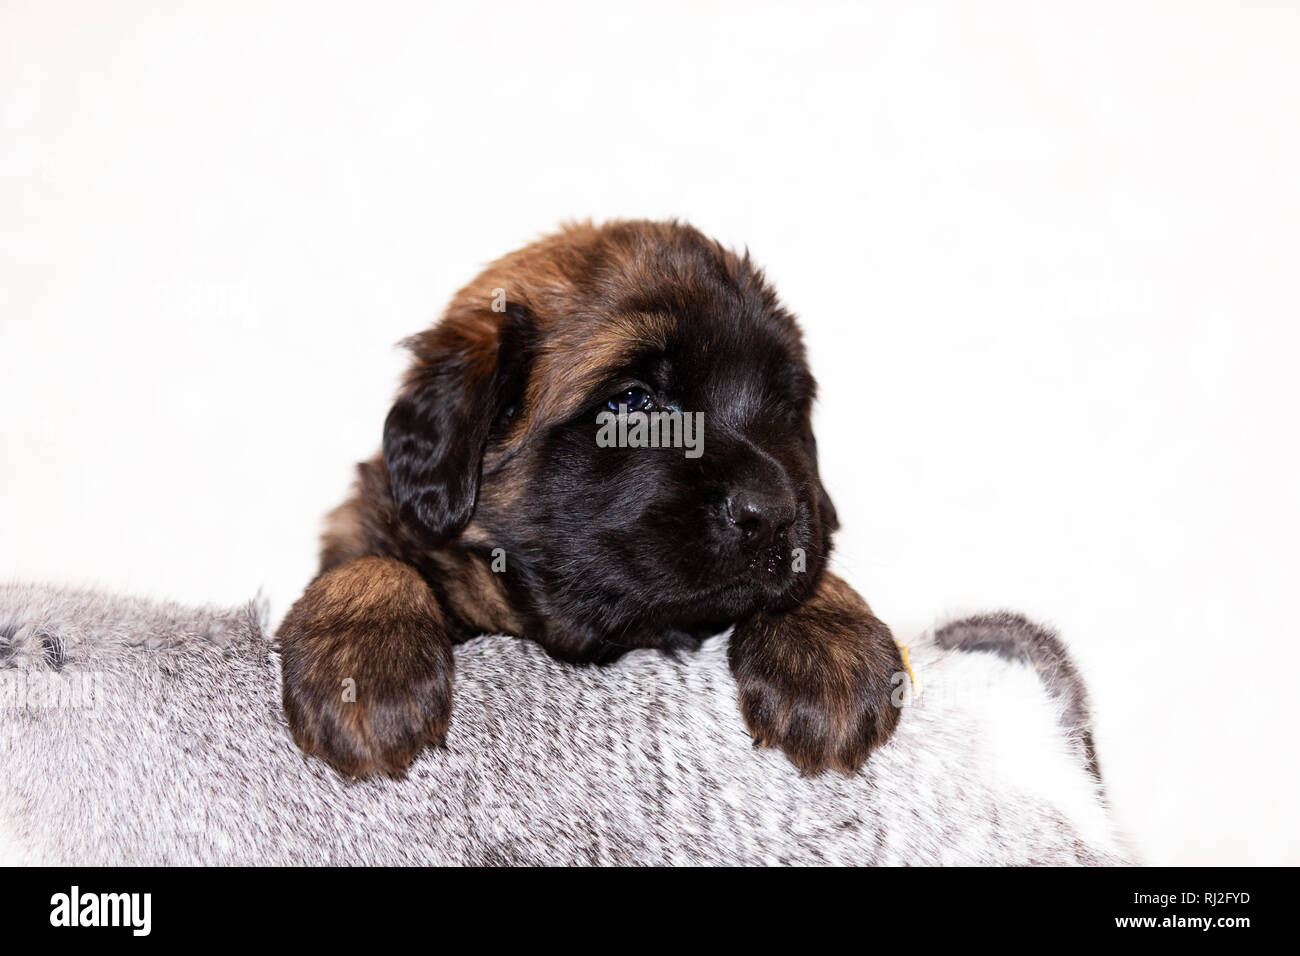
0,583,1128,865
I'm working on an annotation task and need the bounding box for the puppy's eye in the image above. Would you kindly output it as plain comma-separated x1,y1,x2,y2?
606,387,651,412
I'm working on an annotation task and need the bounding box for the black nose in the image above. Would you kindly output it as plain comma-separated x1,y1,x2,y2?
726,488,796,549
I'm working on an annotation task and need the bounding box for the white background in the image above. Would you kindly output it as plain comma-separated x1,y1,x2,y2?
2,1,1297,865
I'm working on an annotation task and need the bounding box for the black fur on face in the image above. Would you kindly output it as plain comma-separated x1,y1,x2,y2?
469,289,839,661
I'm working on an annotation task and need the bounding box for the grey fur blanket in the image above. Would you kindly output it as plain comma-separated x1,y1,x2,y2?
0,583,1128,865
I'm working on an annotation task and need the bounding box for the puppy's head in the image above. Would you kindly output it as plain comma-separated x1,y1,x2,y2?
383,220,837,646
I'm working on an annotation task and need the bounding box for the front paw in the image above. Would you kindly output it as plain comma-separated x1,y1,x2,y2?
728,573,903,774
278,556,454,778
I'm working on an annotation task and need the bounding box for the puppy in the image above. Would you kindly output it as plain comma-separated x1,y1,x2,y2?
278,220,903,778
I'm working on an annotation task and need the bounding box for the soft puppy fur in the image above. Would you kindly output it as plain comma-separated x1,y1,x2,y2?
278,220,904,778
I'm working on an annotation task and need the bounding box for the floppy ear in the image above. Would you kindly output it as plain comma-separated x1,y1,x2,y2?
817,481,839,532
801,418,839,533
383,304,532,542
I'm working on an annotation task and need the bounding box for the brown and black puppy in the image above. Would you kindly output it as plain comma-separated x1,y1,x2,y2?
278,220,903,778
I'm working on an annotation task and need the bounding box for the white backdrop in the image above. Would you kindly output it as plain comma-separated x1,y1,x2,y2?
2,1,1297,865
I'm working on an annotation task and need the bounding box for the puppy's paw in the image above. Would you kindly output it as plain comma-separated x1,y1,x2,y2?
278,556,454,778
728,573,903,774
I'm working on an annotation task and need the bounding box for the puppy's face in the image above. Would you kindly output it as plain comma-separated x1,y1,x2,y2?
383,221,837,655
